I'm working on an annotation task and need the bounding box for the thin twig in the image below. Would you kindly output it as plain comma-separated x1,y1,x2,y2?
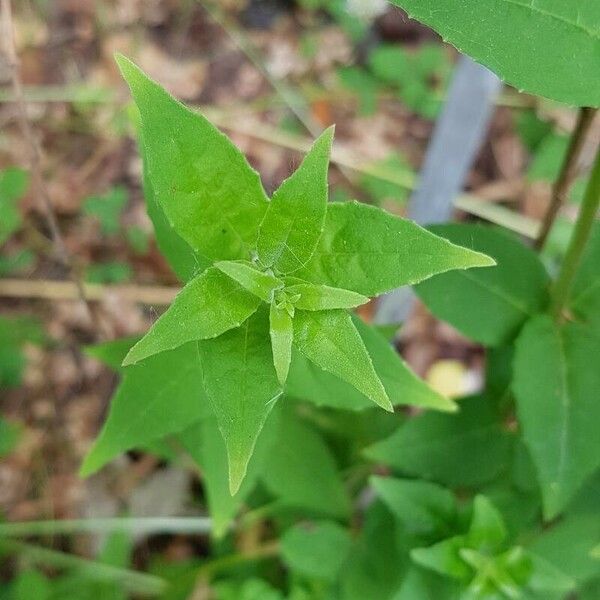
0,0,97,326
0,278,179,305
535,107,597,249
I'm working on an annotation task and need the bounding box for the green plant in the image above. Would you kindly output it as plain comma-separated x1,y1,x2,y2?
68,2,600,593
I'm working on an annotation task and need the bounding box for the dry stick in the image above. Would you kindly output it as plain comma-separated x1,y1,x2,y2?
535,107,597,249
0,0,97,327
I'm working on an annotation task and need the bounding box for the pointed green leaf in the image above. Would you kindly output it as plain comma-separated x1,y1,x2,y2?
293,309,392,411
365,395,512,487
260,407,351,518
388,1,600,107
286,316,455,412
257,127,333,273
123,267,261,366
416,224,550,346
199,310,282,495
269,303,293,385
80,343,210,476
285,282,368,311
371,476,457,538
116,55,268,261
215,260,283,302
281,521,352,582
85,336,141,373
296,202,494,296
467,496,507,552
177,411,279,539
513,315,600,519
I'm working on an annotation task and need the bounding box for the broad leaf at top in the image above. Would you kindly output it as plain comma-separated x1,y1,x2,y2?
416,224,549,346
293,309,393,411
81,342,210,476
199,309,282,495
513,315,600,519
257,127,333,273
389,1,600,107
123,267,261,366
116,54,269,262
295,202,494,297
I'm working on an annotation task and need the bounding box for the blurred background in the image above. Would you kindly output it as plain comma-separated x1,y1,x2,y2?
0,0,596,598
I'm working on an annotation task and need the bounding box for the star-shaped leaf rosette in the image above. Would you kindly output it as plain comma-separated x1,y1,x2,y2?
81,55,495,495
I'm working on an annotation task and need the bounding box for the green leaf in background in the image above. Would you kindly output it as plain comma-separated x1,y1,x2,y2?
0,316,45,389
257,127,333,274
125,225,150,255
285,282,368,311
215,260,283,302
142,149,203,282
80,342,209,476
293,309,392,411
526,134,569,183
281,521,352,582
416,224,549,346
0,249,35,277
466,495,507,551
371,476,457,539
570,222,600,334
359,153,412,207
269,303,294,385
123,268,261,366
411,535,471,581
388,1,600,107
296,202,495,296
391,567,459,600
11,570,51,600
0,167,28,245
82,186,128,236
117,54,269,262
85,261,132,284
513,315,600,519
337,66,379,116
0,417,21,458
260,407,350,518
365,395,513,487
84,336,141,372
199,310,282,495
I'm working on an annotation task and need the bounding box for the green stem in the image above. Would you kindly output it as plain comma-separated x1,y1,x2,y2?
550,143,600,319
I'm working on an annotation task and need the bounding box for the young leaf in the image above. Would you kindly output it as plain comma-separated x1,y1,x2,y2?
371,476,457,539
123,268,261,366
257,127,333,273
295,202,494,296
269,303,293,385
215,260,283,302
285,282,368,311
293,309,392,412
365,395,513,487
80,342,210,476
199,310,282,495
260,407,351,518
116,55,269,262
416,224,549,346
513,316,600,519
281,521,352,582
411,536,471,581
467,496,507,552
388,1,600,107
